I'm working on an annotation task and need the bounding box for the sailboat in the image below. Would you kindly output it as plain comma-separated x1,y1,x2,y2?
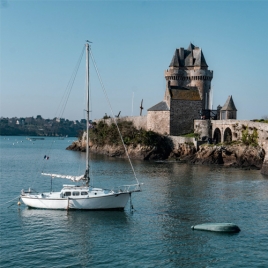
20,42,141,210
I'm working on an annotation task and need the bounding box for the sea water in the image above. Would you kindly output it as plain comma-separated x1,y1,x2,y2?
0,136,268,267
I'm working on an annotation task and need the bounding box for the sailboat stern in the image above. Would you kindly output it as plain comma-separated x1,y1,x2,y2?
68,192,131,210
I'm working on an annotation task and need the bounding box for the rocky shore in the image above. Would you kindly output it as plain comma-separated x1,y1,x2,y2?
66,138,267,172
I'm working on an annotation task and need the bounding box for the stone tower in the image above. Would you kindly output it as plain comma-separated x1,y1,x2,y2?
147,43,213,136
164,43,213,109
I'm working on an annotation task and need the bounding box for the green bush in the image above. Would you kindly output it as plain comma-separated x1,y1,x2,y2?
88,120,162,147
251,119,268,123
241,126,258,146
181,133,199,138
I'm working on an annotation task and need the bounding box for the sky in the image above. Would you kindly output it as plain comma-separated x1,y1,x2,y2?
1,0,268,121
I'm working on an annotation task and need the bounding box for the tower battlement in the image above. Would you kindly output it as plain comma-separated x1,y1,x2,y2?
165,43,213,109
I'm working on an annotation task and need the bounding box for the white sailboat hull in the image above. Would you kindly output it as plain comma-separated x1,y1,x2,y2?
20,187,134,210
20,184,140,210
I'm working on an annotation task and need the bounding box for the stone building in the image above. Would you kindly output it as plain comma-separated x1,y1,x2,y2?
147,43,213,135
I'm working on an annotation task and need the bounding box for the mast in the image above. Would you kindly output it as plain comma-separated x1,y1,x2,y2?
85,42,90,185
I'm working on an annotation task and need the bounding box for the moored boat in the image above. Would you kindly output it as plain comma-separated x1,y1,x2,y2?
20,42,141,210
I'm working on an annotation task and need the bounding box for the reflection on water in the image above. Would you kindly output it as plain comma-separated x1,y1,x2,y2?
1,137,268,267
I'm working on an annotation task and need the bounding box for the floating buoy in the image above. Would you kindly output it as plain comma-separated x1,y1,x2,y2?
17,201,21,206
191,223,240,233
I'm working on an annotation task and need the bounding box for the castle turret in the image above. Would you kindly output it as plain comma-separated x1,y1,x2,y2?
164,43,213,109
220,95,237,119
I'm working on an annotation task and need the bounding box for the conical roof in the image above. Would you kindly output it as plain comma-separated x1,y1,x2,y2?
170,43,208,67
221,95,237,111
169,49,180,67
187,43,195,51
193,48,208,67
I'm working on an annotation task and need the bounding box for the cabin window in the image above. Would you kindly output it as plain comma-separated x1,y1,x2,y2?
81,191,88,195
64,192,71,197
73,191,80,196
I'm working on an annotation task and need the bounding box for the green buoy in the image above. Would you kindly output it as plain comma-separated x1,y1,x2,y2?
191,223,241,233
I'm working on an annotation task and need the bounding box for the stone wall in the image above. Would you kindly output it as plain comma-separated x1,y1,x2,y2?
170,99,202,135
194,120,268,146
168,135,206,151
147,111,169,135
169,136,195,149
211,120,268,146
194,119,211,139
261,143,268,175
95,116,147,130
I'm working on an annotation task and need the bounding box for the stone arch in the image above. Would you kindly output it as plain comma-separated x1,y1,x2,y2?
224,127,232,143
213,128,221,144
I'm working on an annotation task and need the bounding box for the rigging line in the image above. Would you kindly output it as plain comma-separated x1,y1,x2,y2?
55,46,85,119
0,195,20,206
41,47,85,173
89,50,140,186
58,46,85,119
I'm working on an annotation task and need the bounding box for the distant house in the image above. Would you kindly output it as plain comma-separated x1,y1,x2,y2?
20,118,25,125
55,118,65,123
25,117,34,124
9,118,17,126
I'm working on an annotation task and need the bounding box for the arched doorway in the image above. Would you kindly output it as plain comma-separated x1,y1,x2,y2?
224,127,232,143
213,128,221,144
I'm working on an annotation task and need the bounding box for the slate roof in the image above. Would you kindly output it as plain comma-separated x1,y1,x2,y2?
221,95,237,111
169,49,180,67
169,87,201,101
147,101,169,111
170,43,208,68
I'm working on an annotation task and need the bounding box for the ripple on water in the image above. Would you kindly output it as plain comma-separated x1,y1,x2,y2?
1,137,268,267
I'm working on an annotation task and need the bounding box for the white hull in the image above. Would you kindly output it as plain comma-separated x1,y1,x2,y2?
21,193,130,210
20,185,139,210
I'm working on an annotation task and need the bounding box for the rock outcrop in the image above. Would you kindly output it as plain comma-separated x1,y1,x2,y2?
184,144,265,170
67,139,266,171
66,137,172,160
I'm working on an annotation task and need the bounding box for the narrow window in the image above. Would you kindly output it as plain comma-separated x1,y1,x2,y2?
64,192,71,197
73,191,80,196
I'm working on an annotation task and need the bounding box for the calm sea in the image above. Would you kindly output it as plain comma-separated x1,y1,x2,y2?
1,136,268,267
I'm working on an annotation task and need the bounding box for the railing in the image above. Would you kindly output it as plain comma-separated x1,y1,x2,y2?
112,184,142,194
21,188,39,195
